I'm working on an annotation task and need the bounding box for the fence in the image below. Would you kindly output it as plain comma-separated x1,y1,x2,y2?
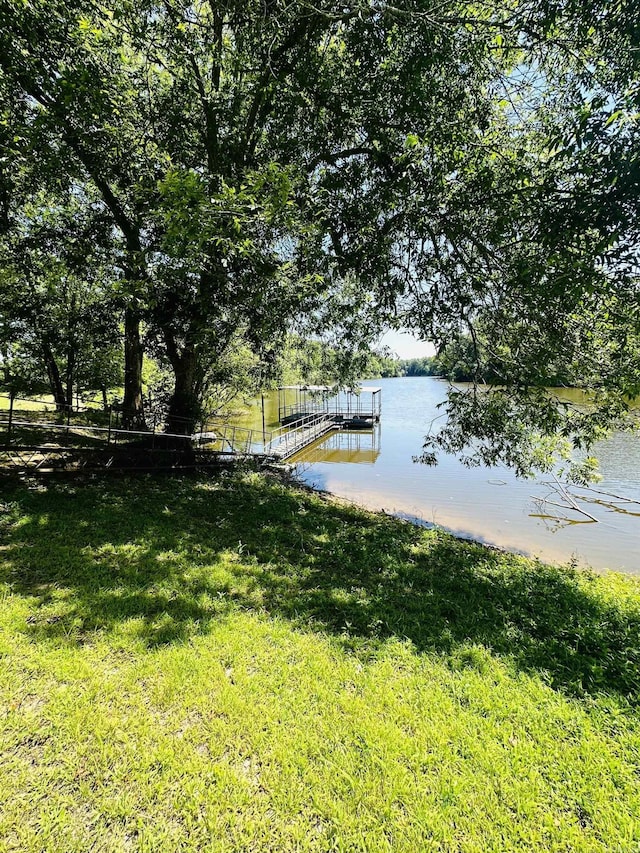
0,393,357,469
0,393,281,458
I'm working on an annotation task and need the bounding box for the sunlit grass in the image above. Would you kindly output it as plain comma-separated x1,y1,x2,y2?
0,471,639,851
0,394,55,412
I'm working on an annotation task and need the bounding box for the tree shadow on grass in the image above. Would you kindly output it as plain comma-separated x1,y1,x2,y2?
1,473,639,701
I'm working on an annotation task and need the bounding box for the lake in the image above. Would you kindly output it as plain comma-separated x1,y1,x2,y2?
269,377,640,574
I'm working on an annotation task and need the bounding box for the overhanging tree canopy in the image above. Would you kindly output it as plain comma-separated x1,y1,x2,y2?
0,0,637,470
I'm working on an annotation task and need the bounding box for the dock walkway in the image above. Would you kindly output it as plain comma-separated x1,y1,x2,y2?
267,413,337,460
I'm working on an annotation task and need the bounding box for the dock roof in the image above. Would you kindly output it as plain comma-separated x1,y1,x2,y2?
278,385,381,393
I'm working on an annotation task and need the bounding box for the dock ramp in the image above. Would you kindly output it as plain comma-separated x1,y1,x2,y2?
267,413,337,460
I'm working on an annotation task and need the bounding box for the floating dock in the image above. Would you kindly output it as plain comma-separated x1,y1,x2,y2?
269,386,381,460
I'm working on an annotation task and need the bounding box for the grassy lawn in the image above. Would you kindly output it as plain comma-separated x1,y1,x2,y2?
0,395,55,413
0,470,639,851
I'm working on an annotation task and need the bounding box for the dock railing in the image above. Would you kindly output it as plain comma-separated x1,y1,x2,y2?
278,402,328,422
266,412,336,459
193,422,275,455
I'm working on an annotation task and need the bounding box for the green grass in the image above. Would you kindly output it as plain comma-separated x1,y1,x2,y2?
0,394,55,412
0,470,639,852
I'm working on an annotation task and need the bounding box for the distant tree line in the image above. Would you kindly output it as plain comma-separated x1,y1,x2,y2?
398,335,600,387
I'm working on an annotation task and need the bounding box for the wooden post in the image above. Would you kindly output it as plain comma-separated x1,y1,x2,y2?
261,394,266,446
7,392,14,444
107,406,112,445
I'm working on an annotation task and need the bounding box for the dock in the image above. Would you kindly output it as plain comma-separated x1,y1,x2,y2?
268,386,382,461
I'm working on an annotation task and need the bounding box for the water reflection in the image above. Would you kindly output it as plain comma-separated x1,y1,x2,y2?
530,513,596,530
291,425,381,465
291,377,640,574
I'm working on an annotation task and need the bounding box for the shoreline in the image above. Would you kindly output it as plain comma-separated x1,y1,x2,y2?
277,463,614,576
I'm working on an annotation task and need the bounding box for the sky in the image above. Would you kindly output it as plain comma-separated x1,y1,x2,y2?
377,329,436,360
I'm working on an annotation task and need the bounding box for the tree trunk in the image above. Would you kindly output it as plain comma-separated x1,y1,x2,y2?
165,340,200,436
65,348,75,413
122,306,145,429
42,342,68,412
65,292,77,413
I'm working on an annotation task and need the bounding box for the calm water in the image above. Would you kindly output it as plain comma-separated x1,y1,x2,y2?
282,377,640,574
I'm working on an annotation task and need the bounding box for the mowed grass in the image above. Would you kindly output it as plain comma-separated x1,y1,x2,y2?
0,471,639,852
0,394,56,412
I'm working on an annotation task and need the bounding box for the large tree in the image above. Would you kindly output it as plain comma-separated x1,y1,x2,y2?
0,178,125,409
0,0,637,465
0,0,520,431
